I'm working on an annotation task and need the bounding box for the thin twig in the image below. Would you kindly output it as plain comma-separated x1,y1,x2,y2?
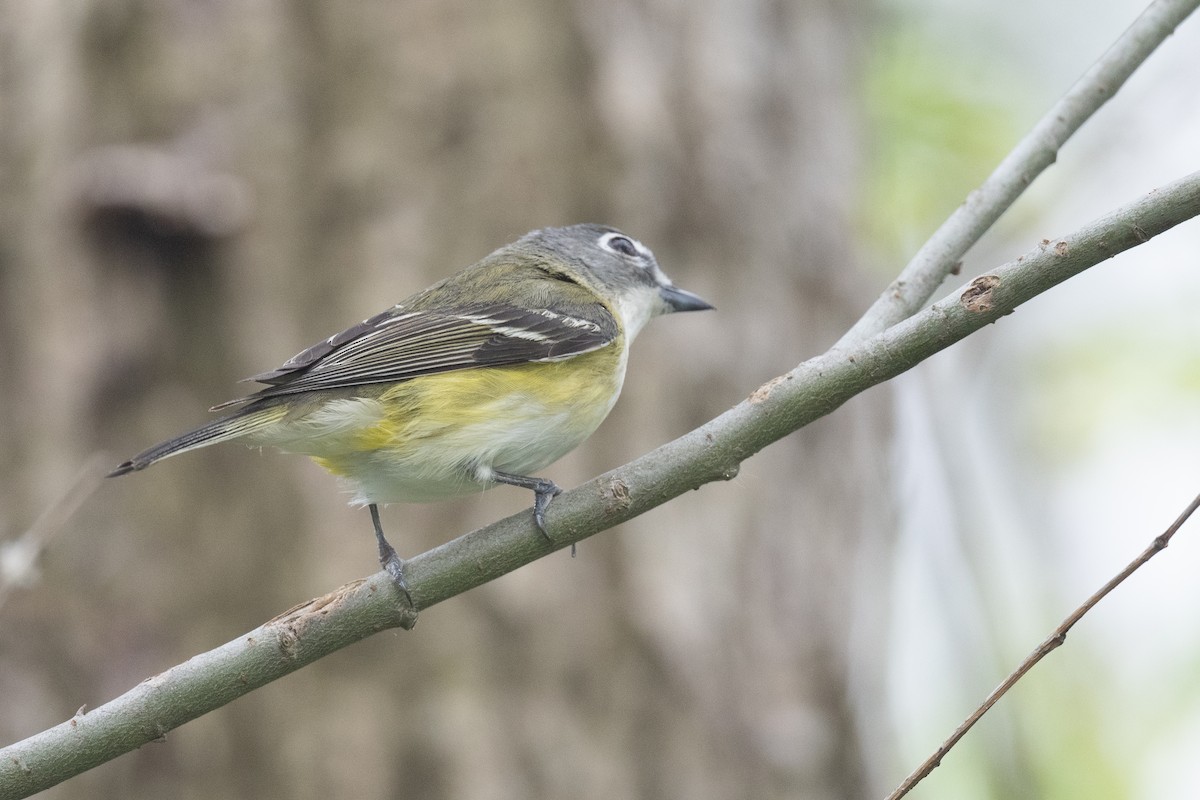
886,491,1200,800
838,0,1200,347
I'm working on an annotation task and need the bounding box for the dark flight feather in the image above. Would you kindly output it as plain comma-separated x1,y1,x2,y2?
211,303,617,409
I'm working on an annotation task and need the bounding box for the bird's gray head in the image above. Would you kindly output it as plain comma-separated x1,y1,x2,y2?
521,224,713,339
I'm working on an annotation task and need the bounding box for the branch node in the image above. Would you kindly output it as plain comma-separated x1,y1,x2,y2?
749,375,790,404
959,275,1002,313
600,478,632,513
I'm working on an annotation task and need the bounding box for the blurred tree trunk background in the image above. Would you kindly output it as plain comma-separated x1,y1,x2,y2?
0,1,890,798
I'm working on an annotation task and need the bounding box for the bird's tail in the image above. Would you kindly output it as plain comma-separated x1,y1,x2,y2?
108,404,288,477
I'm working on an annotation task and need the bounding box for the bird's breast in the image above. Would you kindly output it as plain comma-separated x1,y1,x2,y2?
279,341,628,504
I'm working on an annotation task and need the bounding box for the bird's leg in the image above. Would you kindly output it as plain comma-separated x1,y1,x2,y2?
370,503,413,606
490,470,562,541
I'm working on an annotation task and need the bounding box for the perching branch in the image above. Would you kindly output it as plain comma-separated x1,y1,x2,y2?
838,0,1200,346
886,492,1200,800
3,169,1199,799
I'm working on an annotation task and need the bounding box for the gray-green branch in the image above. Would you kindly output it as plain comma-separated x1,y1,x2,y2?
2,170,1198,800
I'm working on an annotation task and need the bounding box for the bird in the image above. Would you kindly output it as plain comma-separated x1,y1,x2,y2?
109,223,713,601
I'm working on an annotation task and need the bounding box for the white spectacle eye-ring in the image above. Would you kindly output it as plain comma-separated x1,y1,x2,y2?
598,231,649,262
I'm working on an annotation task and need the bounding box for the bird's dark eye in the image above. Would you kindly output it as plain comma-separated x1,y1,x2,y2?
601,233,641,258
609,236,637,256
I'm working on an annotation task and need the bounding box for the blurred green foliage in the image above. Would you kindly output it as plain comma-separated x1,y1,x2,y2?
861,23,1026,262
1028,324,1200,458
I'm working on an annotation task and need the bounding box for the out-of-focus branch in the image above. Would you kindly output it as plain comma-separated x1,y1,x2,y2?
2,171,1198,800
886,492,1200,800
837,0,1200,347
0,455,108,612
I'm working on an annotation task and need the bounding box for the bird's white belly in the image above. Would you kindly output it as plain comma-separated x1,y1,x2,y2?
263,382,619,506
350,402,599,505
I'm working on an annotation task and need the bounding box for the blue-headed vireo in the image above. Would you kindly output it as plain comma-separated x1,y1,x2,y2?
110,224,712,598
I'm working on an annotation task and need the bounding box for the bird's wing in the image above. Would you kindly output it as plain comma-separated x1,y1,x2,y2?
212,303,617,409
